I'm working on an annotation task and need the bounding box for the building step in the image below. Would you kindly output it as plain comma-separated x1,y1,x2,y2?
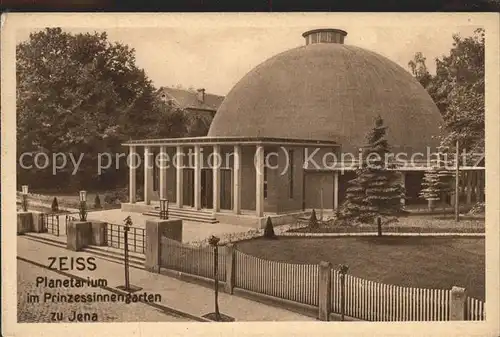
83,246,145,269
153,205,216,216
21,233,145,270
22,233,67,249
143,207,219,223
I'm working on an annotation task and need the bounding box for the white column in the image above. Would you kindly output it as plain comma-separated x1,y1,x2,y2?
176,146,184,208
212,145,221,213
129,146,137,204
333,171,339,209
159,146,167,200
144,146,153,205
194,144,201,210
233,145,242,214
255,145,264,217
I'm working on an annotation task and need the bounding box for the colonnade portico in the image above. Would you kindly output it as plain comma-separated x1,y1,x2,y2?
124,137,339,220
128,143,253,214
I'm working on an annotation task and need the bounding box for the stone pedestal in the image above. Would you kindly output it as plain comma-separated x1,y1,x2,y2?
91,221,107,246
67,221,92,251
318,261,333,321
450,286,467,320
17,212,32,235
31,211,47,233
145,219,183,273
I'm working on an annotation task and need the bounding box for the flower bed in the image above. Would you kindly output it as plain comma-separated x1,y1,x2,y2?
287,225,484,234
185,222,308,248
288,215,485,234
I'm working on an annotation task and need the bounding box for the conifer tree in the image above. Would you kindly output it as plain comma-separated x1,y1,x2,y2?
263,217,277,239
420,148,454,211
337,116,405,225
51,197,59,213
309,209,319,229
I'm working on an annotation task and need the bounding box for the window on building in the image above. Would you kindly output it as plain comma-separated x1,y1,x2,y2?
289,149,294,198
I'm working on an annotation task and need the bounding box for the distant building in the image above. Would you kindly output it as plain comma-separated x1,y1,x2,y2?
157,87,224,117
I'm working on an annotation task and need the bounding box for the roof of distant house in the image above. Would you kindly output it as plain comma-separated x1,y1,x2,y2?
158,87,225,112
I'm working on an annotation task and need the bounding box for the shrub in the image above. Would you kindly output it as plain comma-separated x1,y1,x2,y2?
136,186,144,202
104,193,119,205
51,197,59,213
309,209,319,228
103,188,129,205
94,194,102,209
469,202,485,215
263,217,277,239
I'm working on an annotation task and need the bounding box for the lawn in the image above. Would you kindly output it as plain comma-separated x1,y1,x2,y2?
236,236,485,300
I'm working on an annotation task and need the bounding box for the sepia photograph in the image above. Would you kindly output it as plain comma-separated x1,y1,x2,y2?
2,12,499,337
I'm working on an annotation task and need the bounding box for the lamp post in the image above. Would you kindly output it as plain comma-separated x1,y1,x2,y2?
208,235,221,321
116,216,142,293
339,264,349,321
79,190,87,221
123,216,131,290
21,185,29,212
376,216,382,237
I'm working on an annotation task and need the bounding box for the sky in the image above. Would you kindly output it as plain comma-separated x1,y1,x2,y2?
16,23,479,97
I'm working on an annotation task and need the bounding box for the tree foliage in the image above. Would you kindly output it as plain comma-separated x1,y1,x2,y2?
16,28,196,191
337,116,405,225
408,28,485,154
420,148,455,210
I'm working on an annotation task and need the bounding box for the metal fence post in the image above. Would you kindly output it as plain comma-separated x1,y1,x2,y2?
123,217,131,290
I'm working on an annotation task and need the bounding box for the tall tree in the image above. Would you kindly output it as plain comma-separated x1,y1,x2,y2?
16,28,188,190
408,52,433,89
337,116,405,225
408,29,485,155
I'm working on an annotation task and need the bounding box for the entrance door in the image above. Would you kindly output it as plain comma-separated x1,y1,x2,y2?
183,168,194,207
220,169,232,210
201,169,213,209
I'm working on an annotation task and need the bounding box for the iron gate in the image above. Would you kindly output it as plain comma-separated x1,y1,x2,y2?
42,213,60,236
106,223,145,254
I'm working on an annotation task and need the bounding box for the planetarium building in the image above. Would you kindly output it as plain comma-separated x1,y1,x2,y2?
122,28,485,227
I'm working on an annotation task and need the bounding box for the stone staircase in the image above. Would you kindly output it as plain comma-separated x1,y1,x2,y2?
142,205,219,224
21,233,145,270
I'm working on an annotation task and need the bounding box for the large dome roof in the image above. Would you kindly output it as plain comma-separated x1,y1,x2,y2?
208,29,443,154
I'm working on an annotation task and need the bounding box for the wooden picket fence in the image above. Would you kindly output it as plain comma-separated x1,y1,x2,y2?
158,239,485,321
331,271,452,321
160,237,227,281
234,250,319,306
466,296,486,320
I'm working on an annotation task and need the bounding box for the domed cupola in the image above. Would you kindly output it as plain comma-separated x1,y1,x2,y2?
208,29,443,154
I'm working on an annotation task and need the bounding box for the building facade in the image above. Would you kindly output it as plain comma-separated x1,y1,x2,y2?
122,28,485,227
